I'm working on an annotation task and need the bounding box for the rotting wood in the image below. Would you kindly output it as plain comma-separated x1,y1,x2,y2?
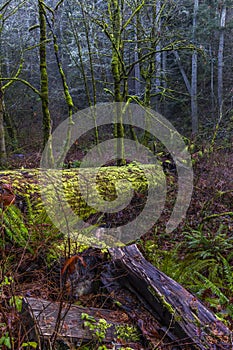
108,244,232,350
21,297,134,347
101,262,189,349
20,245,233,349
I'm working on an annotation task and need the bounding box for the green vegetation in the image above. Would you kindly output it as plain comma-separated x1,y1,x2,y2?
81,313,112,345
81,313,140,348
115,324,140,342
0,147,233,348
0,0,232,348
142,219,233,325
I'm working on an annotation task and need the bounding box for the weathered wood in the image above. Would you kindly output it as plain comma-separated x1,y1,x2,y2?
21,297,131,346
109,244,232,350
101,262,188,349
20,246,232,349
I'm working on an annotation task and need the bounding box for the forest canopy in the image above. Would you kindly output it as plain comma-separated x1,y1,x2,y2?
0,0,232,164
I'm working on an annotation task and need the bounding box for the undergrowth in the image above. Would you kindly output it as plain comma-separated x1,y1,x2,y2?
0,147,232,349
142,149,233,327
142,222,233,325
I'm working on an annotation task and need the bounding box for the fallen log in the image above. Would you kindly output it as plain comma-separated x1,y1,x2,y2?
108,244,232,350
21,297,141,348
20,245,232,349
101,262,186,349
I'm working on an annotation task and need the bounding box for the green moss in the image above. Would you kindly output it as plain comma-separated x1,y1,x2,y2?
147,285,175,315
0,164,163,251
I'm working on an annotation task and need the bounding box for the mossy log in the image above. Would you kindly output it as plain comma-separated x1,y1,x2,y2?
0,166,163,246
0,164,163,206
108,244,232,350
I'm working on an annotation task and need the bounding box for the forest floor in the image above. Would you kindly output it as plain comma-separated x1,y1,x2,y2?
0,146,233,349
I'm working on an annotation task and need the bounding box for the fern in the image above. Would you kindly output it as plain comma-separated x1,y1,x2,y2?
193,271,233,318
143,234,233,323
2,206,30,247
194,272,228,303
183,224,233,260
0,197,59,256
221,256,233,293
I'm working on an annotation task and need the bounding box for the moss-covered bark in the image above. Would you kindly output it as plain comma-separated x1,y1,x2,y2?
38,1,53,160
108,0,125,164
109,0,123,103
0,87,7,167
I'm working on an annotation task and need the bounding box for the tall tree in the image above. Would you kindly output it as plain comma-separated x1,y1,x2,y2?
191,0,199,135
155,0,162,111
38,0,52,148
0,0,24,166
0,86,6,166
217,2,226,116
38,0,54,165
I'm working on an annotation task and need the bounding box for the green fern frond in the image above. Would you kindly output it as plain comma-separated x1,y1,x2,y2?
194,272,229,305
2,206,32,251
221,256,233,293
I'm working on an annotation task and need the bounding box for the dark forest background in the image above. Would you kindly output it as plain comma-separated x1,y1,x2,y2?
0,0,232,165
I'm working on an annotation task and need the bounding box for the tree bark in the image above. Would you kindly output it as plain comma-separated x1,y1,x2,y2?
0,87,7,167
155,0,161,112
134,14,140,97
38,0,53,163
209,44,215,118
110,0,123,103
218,4,226,116
108,0,125,165
191,0,199,135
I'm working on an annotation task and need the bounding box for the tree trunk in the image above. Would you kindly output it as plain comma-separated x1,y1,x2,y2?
155,0,161,112
209,44,215,118
110,0,123,103
38,0,53,163
173,51,191,95
191,0,199,135
218,4,226,116
162,50,168,115
109,0,125,165
4,111,18,151
191,50,198,134
134,22,140,96
0,87,7,167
